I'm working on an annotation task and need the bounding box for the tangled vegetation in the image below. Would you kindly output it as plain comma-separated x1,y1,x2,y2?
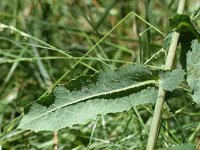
0,0,199,150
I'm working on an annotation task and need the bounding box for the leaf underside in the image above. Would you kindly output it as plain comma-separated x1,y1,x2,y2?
160,69,185,91
18,64,159,132
18,87,157,132
187,40,200,104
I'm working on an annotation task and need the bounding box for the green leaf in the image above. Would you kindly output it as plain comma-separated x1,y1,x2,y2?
158,144,196,150
18,64,158,132
169,14,200,40
160,69,185,91
18,87,157,132
187,40,200,104
162,32,173,50
169,13,200,70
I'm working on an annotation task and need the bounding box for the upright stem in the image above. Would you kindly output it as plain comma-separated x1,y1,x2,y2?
54,131,58,150
146,0,186,150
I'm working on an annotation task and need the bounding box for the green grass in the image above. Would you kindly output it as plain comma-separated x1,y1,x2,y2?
0,0,199,149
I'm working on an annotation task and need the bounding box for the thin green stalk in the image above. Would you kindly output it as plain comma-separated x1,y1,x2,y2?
88,116,100,147
0,56,132,64
133,107,148,133
131,12,165,37
119,115,133,140
146,0,186,150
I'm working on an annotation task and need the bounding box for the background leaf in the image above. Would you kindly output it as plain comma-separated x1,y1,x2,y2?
160,69,185,91
169,13,200,70
162,32,173,50
187,40,200,104
158,144,196,150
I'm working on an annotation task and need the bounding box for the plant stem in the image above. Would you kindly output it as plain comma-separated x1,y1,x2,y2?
54,131,58,150
146,0,186,150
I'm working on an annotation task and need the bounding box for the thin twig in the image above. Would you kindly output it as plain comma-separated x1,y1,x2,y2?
54,131,58,150
144,48,165,64
146,0,186,150
88,116,100,147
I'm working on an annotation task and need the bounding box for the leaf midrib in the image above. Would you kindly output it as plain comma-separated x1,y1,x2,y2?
20,80,158,127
